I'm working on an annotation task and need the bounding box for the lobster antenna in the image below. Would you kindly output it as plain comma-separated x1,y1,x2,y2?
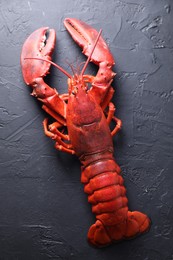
81,29,102,76
24,57,72,78
65,58,76,75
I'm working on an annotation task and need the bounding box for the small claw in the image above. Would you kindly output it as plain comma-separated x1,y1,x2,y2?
21,27,56,86
64,18,114,66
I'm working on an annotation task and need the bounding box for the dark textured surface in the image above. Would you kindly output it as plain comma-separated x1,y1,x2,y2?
0,0,173,259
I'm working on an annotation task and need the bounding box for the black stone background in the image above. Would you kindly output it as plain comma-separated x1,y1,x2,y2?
0,0,173,259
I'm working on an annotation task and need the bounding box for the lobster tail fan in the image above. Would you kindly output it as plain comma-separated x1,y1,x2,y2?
87,211,151,247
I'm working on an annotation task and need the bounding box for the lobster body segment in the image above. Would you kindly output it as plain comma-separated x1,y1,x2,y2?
21,18,150,247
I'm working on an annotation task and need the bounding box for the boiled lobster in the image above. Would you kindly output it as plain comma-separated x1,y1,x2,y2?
21,18,150,247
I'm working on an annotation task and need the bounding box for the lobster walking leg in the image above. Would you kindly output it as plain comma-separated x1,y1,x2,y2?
106,102,122,136
43,119,75,154
43,118,69,140
111,116,122,137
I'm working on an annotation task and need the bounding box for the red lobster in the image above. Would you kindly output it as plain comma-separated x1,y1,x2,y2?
21,18,150,247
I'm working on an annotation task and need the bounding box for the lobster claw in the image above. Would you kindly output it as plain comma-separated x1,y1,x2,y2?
64,18,114,66
21,27,67,123
64,18,116,108
21,27,56,86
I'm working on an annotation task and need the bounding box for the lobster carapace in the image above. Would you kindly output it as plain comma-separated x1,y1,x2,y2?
21,18,150,247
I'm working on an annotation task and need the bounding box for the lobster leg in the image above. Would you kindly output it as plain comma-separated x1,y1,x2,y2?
100,87,115,111
106,102,122,136
21,27,67,125
106,102,116,124
64,18,115,107
43,119,70,141
43,119,75,154
111,116,122,137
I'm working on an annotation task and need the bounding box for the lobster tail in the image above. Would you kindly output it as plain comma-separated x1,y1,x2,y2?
81,157,150,247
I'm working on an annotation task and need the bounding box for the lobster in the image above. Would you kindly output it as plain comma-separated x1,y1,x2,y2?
20,18,150,247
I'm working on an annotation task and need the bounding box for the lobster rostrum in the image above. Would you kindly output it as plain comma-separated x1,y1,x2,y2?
21,18,150,247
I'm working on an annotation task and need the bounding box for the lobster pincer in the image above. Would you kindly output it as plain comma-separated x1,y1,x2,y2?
21,27,67,126
64,18,116,109
21,27,55,86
